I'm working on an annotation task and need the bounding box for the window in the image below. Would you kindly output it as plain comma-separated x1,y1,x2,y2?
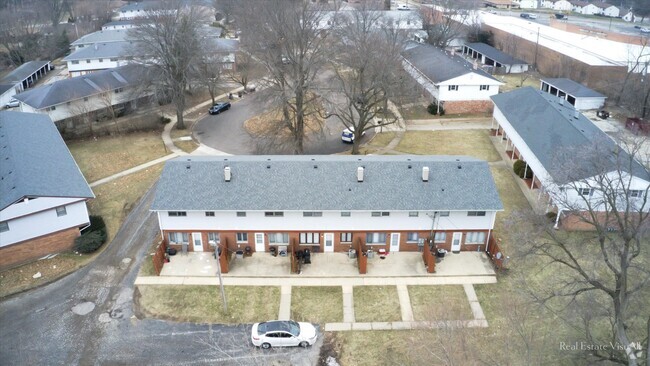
467,211,486,217
578,188,592,197
168,211,187,217
265,211,284,217
630,190,644,198
409,211,419,217
46,106,56,111
205,211,215,217
299,232,320,244
56,206,67,217
448,85,458,91
341,212,351,217
110,58,118,62
98,58,103,62
236,211,246,217
0,221,8,233
340,232,352,242
434,232,447,243
236,232,248,242
168,232,189,244
366,232,387,244
269,233,289,244
83,97,89,102
208,232,220,244
465,232,486,244
371,212,390,217
71,60,79,65
480,85,490,91
303,211,323,217
114,87,123,94
438,211,450,217
407,232,419,242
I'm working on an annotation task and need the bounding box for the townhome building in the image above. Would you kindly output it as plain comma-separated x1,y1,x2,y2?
151,156,504,256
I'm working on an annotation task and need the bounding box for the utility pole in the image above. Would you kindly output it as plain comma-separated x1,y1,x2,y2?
216,246,227,312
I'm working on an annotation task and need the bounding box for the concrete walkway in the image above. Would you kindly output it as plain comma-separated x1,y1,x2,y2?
89,153,180,187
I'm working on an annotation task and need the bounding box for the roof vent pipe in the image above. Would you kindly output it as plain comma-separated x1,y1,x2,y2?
357,166,364,182
573,109,579,119
224,166,231,182
422,166,429,182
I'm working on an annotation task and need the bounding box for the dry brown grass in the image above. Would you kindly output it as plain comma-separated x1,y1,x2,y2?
88,163,164,242
291,287,343,324
489,165,532,253
400,104,433,120
353,286,401,322
367,132,396,148
68,131,168,182
408,285,473,321
136,285,280,323
499,74,541,93
396,130,501,162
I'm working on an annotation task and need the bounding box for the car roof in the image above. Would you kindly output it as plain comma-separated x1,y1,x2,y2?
258,320,297,333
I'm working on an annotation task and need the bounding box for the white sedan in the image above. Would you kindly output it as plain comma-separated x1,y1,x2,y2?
251,320,317,349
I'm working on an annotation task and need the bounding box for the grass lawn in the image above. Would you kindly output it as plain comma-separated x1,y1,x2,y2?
291,287,343,324
408,285,473,321
68,131,168,182
499,74,540,93
367,132,396,148
400,104,433,120
353,286,401,322
489,165,532,253
138,237,163,277
396,130,501,162
136,285,280,323
88,163,164,242
327,331,413,366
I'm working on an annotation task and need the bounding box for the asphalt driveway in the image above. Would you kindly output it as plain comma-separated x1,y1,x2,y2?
193,88,372,155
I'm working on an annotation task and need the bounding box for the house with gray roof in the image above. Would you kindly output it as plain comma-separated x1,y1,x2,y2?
0,61,53,108
491,87,649,229
540,78,606,110
13,64,151,124
151,155,503,258
64,41,146,77
71,29,131,50
0,111,94,269
102,20,141,31
463,43,529,74
402,42,503,114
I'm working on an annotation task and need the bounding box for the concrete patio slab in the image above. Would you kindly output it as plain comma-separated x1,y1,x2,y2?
325,323,352,331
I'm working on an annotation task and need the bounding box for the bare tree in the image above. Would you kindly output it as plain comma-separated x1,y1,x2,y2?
226,50,263,91
418,0,479,48
194,41,227,105
0,6,44,65
238,0,337,154
212,0,236,24
43,0,70,27
328,6,408,154
514,137,650,365
129,0,208,130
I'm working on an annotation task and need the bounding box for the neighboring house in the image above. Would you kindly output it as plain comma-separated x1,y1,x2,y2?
485,0,519,9
0,61,53,107
71,29,130,50
623,11,638,22
551,0,573,11
318,10,422,30
151,155,503,255
113,0,214,21
592,3,620,17
402,42,503,114
13,64,151,126
102,20,140,30
0,111,94,269
64,41,143,77
491,87,650,229
463,42,529,74
540,78,606,110
571,1,600,15
514,0,539,8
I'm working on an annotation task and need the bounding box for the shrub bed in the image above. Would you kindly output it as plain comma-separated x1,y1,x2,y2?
74,215,108,254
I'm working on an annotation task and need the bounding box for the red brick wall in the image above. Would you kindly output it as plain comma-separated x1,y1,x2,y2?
163,229,491,253
444,100,494,114
0,227,81,270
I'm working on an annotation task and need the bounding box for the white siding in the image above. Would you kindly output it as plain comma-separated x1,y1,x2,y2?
438,73,502,102
553,0,572,11
67,58,130,76
1,84,20,107
603,6,619,17
0,200,90,247
157,210,497,232
573,97,605,111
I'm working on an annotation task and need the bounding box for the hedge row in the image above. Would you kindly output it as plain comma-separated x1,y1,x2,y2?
74,215,108,254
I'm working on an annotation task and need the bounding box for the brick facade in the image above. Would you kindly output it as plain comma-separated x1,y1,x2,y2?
163,229,491,254
443,100,494,114
0,227,81,270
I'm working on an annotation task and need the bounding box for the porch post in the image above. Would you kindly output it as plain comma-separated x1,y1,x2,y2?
530,174,535,189
554,209,562,229
523,163,528,178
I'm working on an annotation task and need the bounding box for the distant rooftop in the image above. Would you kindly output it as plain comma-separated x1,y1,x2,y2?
465,42,527,66
541,78,606,98
71,29,130,46
63,41,143,61
0,61,51,84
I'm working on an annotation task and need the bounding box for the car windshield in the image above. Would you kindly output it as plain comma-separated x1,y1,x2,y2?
259,321,300,336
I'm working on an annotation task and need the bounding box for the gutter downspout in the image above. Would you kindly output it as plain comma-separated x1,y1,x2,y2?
554,208,562,229
484,210,497,252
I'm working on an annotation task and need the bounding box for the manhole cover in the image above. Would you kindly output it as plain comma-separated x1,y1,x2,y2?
71,301,95,316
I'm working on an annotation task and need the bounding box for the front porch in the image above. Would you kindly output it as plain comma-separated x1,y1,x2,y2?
159,251,496,278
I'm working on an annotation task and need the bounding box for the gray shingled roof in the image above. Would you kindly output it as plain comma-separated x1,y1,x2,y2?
0,61,51,84
542,78,606,98
0,84,14,95
63,41,143,61
0,111,94,210
465,42,527,66
102,20,138,27
402,42,498,83
71,29,130,46
151,155,503,212
491,87,648,183
14,64,145,109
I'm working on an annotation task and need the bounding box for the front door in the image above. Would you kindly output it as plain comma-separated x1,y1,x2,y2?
451,232,462,252
254,232,265,252
324,233,334,252
192,232,203,252
390,233,400,252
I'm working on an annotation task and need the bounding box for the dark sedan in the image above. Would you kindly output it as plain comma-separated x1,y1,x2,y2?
209,102,231,115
